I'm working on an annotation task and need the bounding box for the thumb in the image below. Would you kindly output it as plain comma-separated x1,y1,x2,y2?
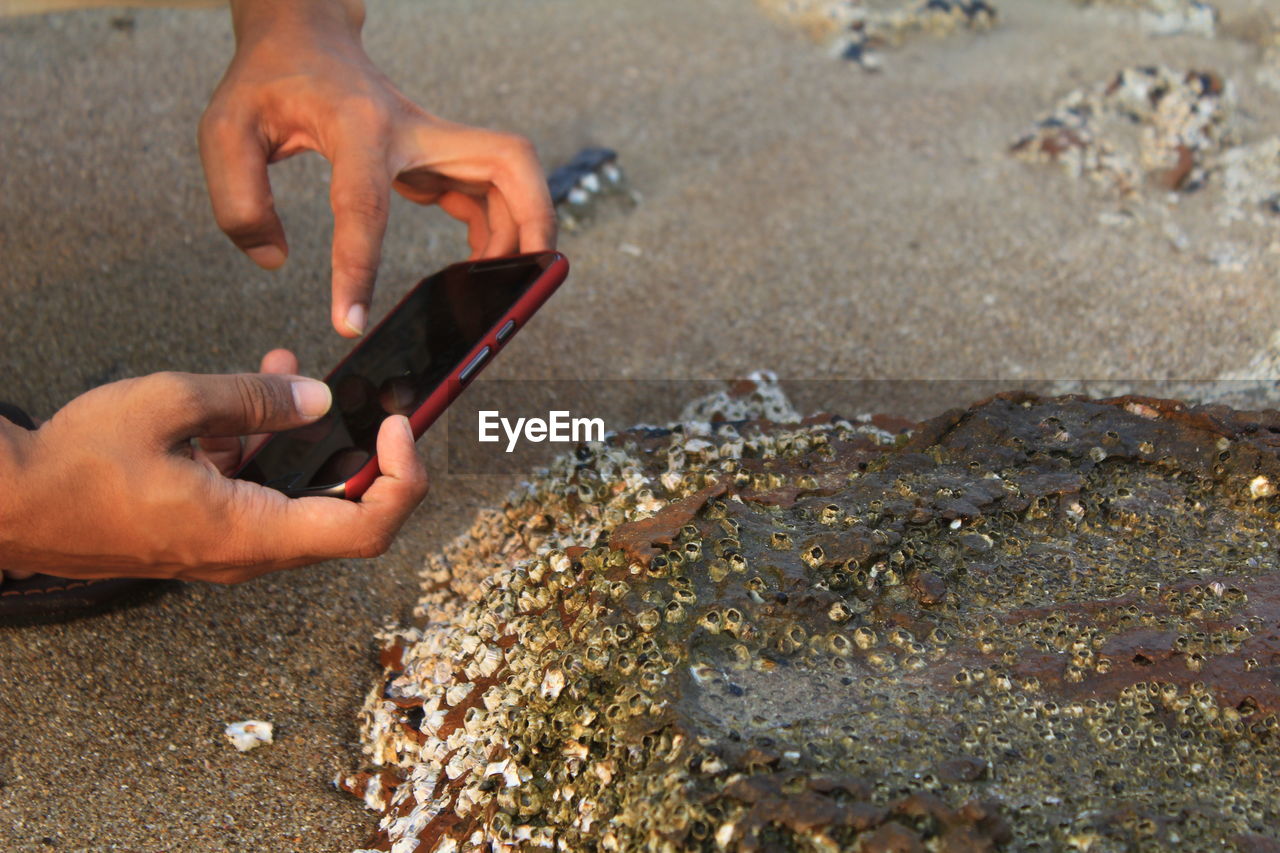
138,372,332,443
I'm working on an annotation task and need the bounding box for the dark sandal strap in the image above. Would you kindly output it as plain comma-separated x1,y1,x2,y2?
0,401,36,431
0,574,174,628
0,404,175,627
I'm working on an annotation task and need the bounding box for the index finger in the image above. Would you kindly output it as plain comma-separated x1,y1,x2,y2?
329,130,394,338
489,134,558,253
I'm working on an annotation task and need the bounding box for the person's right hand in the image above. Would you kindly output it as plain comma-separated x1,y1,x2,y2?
0,352,428,583
199,0,557,338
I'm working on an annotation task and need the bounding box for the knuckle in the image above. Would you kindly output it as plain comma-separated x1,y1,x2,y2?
490,134,547,193
197,105,238,147
333,186,389,225
497,132,537,161
357,530,393,559
333,249,380,284
233,375,287,428
145,371,202,413
410,469,431,501
215,198,277,243
217,493,285,570
341,97,394,138
233,375,271,427
367,108,396,141
219,211,275,245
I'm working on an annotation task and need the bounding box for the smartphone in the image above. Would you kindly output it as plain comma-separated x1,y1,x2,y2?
234,251,569,499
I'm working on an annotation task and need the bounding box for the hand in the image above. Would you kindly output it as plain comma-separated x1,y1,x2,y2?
199,0,557,338
0,350,429,583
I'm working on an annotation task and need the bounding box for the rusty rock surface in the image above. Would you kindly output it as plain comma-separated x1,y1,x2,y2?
343,391,1280,852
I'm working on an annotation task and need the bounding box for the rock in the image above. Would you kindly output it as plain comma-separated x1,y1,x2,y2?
344,388,1280,852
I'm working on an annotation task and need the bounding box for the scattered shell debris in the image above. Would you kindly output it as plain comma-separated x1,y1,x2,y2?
1074,0,1217,38
547,147,638,233
1013,63,1280,269
340,379,1280,852
1217,136,1280,227
224,720,273,753
1011,65,1236,197
1259,19,1280,92
677,369,803,427
757,0,996,71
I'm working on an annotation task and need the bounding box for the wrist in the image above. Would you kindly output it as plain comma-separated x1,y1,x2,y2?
228,0,366,48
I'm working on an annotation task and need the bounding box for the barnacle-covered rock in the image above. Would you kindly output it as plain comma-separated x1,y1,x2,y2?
343,387,1280,852
1011,65,1236,196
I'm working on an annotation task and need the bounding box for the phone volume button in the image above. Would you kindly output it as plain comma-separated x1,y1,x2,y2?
496,319,517,343
459,346,492,384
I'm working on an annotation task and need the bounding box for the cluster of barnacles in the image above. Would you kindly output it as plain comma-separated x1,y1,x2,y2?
1011,65,1236,196
341,388,1280,851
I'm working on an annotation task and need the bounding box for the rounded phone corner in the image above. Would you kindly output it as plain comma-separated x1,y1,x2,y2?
301,482,350,500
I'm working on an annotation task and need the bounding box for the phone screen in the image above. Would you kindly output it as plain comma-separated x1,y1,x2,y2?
236,253,558,494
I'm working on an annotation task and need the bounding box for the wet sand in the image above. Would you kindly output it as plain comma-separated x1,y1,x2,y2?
2,0,1279,849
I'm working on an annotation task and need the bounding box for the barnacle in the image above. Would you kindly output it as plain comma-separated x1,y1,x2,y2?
343,387,1280,852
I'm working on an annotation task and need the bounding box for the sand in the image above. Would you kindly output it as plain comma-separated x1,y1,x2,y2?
2,0,1279,849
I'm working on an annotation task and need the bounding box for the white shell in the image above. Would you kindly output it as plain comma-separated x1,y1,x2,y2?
224,720,273,752
1250,476,1275,499
540,666,566,701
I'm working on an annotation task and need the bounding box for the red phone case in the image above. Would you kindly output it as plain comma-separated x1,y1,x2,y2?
238,251,569,500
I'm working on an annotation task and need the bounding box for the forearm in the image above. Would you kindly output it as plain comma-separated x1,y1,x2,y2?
228,0,366,46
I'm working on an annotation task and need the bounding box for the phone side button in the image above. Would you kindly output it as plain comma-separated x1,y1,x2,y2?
495,319,517,344
458,346,492,384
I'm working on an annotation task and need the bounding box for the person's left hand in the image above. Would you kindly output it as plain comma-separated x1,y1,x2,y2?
199,0,557,338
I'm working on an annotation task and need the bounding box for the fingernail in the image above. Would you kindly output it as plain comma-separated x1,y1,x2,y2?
291,379,332,419
401,416,415,442
247,245,287,270
344,303,367,336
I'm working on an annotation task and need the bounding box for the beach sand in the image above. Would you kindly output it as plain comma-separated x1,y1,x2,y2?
2,0,1279,849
